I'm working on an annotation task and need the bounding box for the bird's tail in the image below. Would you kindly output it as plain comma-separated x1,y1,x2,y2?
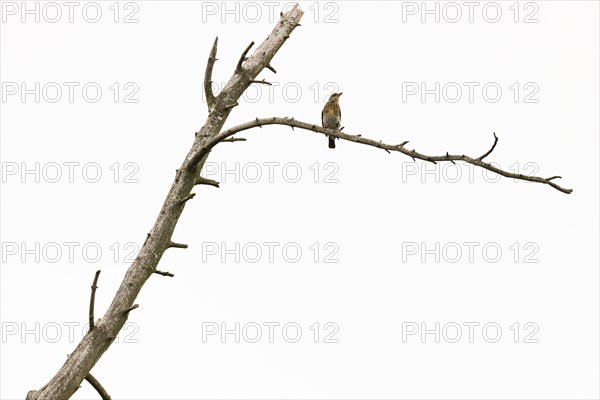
328,136,335,149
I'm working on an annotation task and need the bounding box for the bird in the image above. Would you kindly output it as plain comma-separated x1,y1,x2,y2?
321,92,342,149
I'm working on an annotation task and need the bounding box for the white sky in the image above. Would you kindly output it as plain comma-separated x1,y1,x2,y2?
1,1,599,399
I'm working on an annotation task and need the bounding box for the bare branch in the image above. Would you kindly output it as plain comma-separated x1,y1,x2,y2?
203,36,219,111
84,373,111,400
167,242,188,249
186,4,302,169
88,270,101,333
236,41,255,72
195,176,220,187
477,132,498,161
446,152,456,164
192,117,572,194
249,79,272,86
154,270,175,278
266,64,277,74
26,6,306,399
221,137,247,143
178,193,196,205
122,304,139,315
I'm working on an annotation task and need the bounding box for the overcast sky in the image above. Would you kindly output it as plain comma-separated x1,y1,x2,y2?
1,1,599,399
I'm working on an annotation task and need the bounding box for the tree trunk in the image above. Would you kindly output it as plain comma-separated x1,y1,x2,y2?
26,5,304,400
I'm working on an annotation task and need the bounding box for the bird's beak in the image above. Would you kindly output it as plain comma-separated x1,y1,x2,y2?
338,92,343,96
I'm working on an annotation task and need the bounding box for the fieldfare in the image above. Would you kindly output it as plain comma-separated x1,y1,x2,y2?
321,92,342,149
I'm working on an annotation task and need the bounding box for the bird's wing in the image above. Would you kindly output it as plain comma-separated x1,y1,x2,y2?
321,106,325,126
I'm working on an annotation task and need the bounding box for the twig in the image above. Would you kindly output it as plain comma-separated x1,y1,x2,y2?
236,41,255,72
266,64,277,74
154,270,174,277
84,373,111,400
122,304,139,315
178,193,196,205
204,36,219,110
221,137,247,142
477,132,498,161
167,241,188,249
250,79,272,86
196,176,220,187
188,117,572,194
88,270,101,333
447,152,456,165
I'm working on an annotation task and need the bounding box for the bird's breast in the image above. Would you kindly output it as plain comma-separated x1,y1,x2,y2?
322,111,341,129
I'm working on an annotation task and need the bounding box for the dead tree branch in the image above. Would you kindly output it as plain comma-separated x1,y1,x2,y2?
203,36,219,110
84,373,111,400
195,176,220,187
191,117,572,194
236,41,255,72
154,269,175,277
178,192,196,204
88,270,101,332
250,79,272,86
477,132,498,161
167,241,188,249
221,137,247,142
122,304,139,314
26,5,304,400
